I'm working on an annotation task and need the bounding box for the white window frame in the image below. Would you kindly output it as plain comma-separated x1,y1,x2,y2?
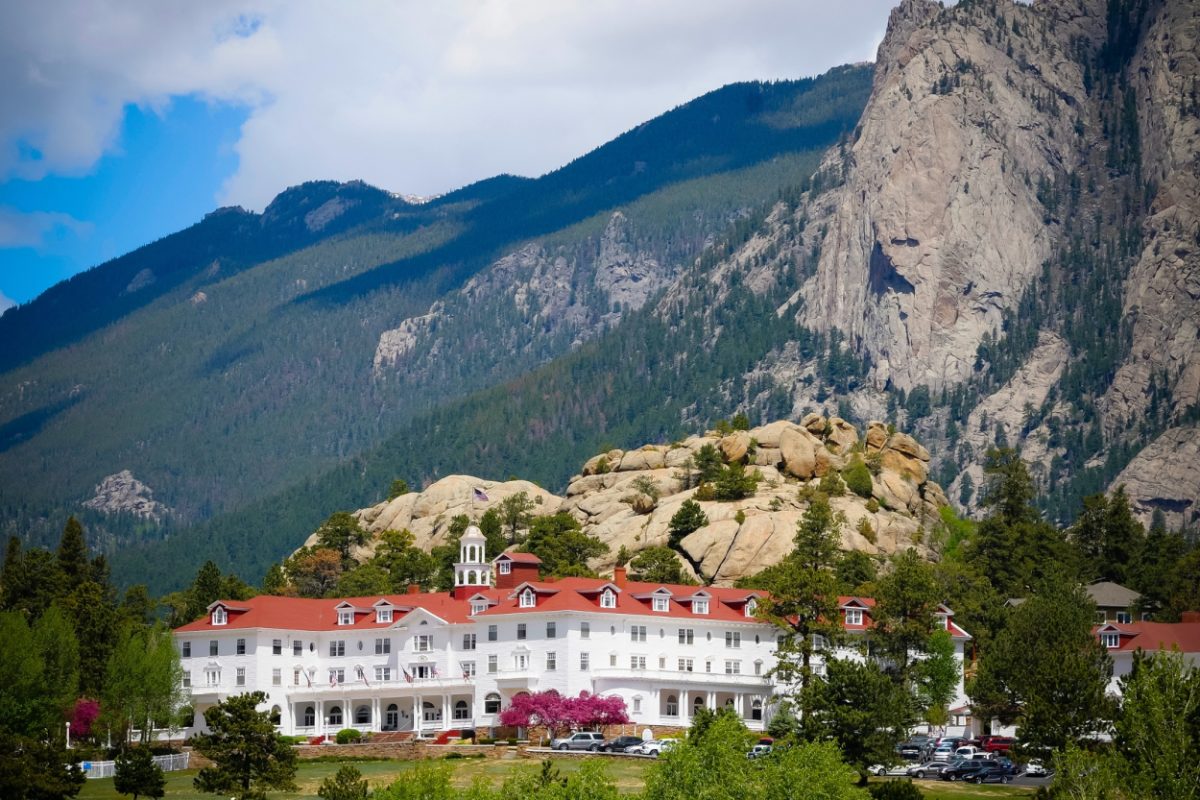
182,670,191,688
212,607,227,626
692,599,709,615
630,655,647,670
1101,632,1120,649
329,640,345,657
726,631,741,649
498,561,512,575
377,608,393,623
546,622,556,638
375,666,392,682
272,668,281,686
461,661,476,678
601,589,616,609
725,660,741,675
581,622,590,639
546,652,557,671
678,657,693,672
414,634,433,652
845,608,863,626
678,628,694,645
745,599,757,618
182,641,191,658
1116,611,1132,624
631,625,647,643
375,637,391,655
580,652,590,671
519,589,536,608
632,696,642,713
471,602,488,615
487,655,498,673
462,633,477,650
653,596,669,612
235,667,246,686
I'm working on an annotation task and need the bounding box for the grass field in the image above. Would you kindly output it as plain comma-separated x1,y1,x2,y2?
78,755,1037,800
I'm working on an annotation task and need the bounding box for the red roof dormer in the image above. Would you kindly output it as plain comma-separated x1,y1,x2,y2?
840,597,873,630
206,600,250,627
494,551,542,589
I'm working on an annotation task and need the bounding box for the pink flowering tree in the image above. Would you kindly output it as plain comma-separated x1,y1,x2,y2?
567,691,630,729
499,690,572,744
71,698,101,739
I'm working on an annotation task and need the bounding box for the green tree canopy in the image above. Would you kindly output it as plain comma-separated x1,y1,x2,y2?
315,512,369,564
114,746,166,800
192,691,298,800
1069,486,1145,585
522,513,608,577
668,500,709,547
628,547,694,585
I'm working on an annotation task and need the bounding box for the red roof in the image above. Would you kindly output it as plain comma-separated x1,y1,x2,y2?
1095,621,1200,653
496,552,542,564
174,578,969,636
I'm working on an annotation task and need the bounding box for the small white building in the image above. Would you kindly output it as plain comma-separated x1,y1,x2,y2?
174,527,973,738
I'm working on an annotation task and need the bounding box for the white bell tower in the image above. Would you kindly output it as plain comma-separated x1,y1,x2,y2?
454,524,491,591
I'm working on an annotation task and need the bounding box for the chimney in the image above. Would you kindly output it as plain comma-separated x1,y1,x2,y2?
1182,611,1200,623
614,567,627,587
408,584,421,595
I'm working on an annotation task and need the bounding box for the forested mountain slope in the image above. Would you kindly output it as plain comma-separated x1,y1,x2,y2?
0,68,872,561
112,0,1200,592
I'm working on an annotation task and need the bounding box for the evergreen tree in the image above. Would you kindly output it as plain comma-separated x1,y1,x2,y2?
318,765,368,800
628,547,694,585
0,536,23,610
668,500,709,547
1114,650,1200,800
478,508,507,557
833,550,877,595
315,512,368,564
498,492,536,544
57,517,90,586
192,691,297,800
190,561,224,617
0,733,84,800
872,549,941,696
1069,487,1144,585
32,603,80,726
114,746,166,800
1132,522,1188,617
522,513,608,577
693,443,724,483
64,579,118,696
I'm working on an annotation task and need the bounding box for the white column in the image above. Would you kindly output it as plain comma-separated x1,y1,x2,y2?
413,696,421,733
707,690,715,709
316,700,324,735
442,694,450,728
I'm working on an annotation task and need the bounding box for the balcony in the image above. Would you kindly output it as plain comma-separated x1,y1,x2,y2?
287,674,473,699
589,666,771,688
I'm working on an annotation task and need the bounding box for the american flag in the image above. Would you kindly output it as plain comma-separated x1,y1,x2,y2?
403,668,413,684
473,486,489,502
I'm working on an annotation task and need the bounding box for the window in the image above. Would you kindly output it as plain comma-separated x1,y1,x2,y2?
845,608,863,626
487,625,498,642
546,622,556,638
209,640,218,657
414,634,433,652
1096,610,1108,623
356,705,371,725
182,670,191,688
454,700,470,720
488,655,497,674
375,637,391,655
471,601,488,615
338,609,354,626
293,640,303,657
601,589,616,609
546,652,557,671
514,652,529,670
678,658,694,672
631,655,647,670
328,705,343,726
666,695,678,716
461,661,476,678
692,599,709,615
754,660,763,676
236,667,246,686
462,633,477,650
514,623,526,641
212,607,227,625
678,628,694,645
580,622,590,639
519,588,536,608
1101,632,1120,649
610,653,617,666
752,699,763,721
329,640,345,657
725,631,741,649
580,652,590,671
653,596,669,612
745,599,757,617
1116,611,1132,624
725,660,741,675
485,693,502,714
633,696,642,713
375,666,392,682
182,641,191,658
705,659,713,673
631,625,647,643
659,656,667,669
498,561,511,574
293,668,302,686
205,668,221,687
328,668,345,684
272,668,281,686
272,639,282,655
236,638,246,655
303,706,316,726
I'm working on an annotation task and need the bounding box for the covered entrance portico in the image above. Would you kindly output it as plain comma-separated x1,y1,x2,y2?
287,679,474,737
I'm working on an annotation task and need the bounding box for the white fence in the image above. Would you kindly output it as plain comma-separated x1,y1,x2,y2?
82,752,190,779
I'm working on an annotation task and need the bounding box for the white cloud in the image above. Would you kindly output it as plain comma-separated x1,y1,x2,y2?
0,1,896,210
0,289,14,314
0,206,92,249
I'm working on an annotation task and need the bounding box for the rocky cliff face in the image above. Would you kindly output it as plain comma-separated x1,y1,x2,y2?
313,416,946,585
82,470,171,521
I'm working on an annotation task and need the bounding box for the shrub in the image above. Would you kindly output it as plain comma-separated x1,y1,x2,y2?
335,728,363,744
866,498,880,513
843,458,874,498
318,765,369,800
734,510,746,525
818,472,845,497
594,455,611,474
695,482,717,501
868,779,924,799
856,517,877,545
714,463,759,501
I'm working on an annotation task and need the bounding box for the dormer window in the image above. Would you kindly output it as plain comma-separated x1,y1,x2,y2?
499,561,511,575
653,596,669,613
376,608,392,624
692,599,708,615
745,599,757,618
1101,632,1119,649
211,607,227,626
337,609,355,626
601,589,616,609
519,589,536,608
471,601,488,615
845,608,863,626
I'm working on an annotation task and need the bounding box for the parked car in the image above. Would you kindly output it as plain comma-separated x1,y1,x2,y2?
746,744,773,759
600,735,642,753
895,741,926,760
954,745,982,759
964,763,1013,784
940,759,985,781
626,739,676,757
552,732,605,751
906,761,946,779
869,763,912,777
931,745,956,762
1023,760,1049,777
983,736,1016,753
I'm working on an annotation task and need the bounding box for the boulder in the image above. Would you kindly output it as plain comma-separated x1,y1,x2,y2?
751,420,796,448
865,421,889,453
753,447,782,467
827,417,859,454
779,426,820,479
801,412,827,436
618,448,666,472
582,449,623,476
720,431,752,463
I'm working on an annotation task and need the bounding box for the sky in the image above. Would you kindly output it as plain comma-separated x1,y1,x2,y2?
0,0,896,311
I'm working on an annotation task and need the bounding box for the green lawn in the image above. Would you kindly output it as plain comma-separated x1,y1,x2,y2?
79,757,1035,800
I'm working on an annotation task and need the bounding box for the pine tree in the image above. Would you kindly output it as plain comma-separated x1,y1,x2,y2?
192,691,297,800
114,746,165,800
57,517,90,586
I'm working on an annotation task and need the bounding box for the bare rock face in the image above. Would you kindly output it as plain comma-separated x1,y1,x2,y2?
1111,426,1200,531
318,419,947,586
82,470,170,521
799,0,1085,392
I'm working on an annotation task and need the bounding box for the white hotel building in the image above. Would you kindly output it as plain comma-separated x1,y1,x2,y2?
174,527,973,738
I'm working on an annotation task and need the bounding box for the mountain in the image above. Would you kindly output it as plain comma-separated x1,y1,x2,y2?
0,67,872,566
302,414,947,587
